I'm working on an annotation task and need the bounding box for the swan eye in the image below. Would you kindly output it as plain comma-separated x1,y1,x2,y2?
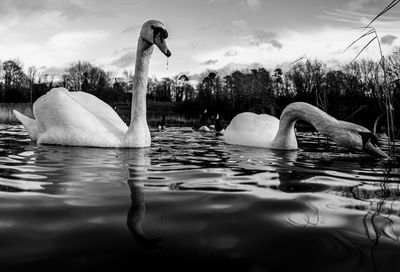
359,132,378,147
370,134,379,146
151,25,168,41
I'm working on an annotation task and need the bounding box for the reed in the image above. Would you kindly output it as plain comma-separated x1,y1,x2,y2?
346,0,399,156
147,114,198,127
0,103,33,124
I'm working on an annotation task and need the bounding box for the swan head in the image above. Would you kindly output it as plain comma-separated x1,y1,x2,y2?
331,121,388,158
359,132,388,158
141,20,171,57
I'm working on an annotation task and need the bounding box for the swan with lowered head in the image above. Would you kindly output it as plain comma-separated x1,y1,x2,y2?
13,20,171,148
223,102,388,157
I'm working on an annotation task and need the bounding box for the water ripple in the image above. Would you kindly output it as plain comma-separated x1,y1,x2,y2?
1,124,400,270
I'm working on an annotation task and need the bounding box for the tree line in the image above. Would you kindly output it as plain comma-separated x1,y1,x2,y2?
1,47,399,132
189,47,400,132
0,60,128,104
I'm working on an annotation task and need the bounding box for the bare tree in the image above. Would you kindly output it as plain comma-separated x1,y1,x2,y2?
65,61,110,92
65,61,91,91
27,66,38,104
2,59,27,88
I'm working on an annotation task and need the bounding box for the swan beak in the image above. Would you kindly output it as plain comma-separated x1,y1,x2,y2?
154,35,171,57
363,140,389,158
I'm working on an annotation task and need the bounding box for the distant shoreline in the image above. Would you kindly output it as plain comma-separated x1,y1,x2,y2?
3,102,397,137
0,102,198,127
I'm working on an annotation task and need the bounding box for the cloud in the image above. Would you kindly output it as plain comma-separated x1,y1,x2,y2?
208,0,228,4
243,0,261,9
232,20,248,30
111,51,136,68
217,62,263,75
224,50,238,57
112,47,135,55
269,39,283,49
209,0,261,9
123,24,141,34
47,31,109,50
345,0,383,12
321,0,400,26
0,0,88,19
381,34,397,45
248,30,283,49
319,10,367,25
201,59,219,65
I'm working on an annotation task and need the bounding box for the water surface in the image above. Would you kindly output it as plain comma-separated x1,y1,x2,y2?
1,124,400,272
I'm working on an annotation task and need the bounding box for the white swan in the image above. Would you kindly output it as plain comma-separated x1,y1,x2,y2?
223,102,388,157
13,20,171,148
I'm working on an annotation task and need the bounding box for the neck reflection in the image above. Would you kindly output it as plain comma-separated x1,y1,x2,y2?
31,146,161,251
125,148,162,251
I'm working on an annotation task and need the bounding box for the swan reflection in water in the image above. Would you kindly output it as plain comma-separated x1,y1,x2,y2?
126,149,163,251
223,147,400,244
30,145,400,243
4,143,400,271
28,146,162,251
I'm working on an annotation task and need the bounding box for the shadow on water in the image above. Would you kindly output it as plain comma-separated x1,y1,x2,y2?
0,125,400,271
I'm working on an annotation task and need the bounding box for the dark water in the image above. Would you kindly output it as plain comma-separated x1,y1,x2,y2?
1,124,400,272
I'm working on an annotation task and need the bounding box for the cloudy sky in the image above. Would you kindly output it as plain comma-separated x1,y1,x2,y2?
1,0,399,80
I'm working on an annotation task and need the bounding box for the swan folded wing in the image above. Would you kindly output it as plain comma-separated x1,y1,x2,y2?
69,91,128,133
224,112,279,148
33,88,124,147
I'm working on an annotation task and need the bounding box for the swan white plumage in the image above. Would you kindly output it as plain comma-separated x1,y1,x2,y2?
13,20,171,148
223,102,388,157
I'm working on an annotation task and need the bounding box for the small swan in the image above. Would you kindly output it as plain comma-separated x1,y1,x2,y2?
13,20,171,148
157,115,166,131
195,109,211,132
223,102,388,157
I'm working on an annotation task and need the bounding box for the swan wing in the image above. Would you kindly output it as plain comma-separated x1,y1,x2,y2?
33,88,125,146
223,112,279,148
69,91,128,132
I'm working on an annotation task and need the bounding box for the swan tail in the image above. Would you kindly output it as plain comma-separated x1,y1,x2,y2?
13,110,39,141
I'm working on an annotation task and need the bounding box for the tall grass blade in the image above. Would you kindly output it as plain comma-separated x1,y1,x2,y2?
290,55,306,66
350,36,377,63
365,0,400,28
344,29,375,53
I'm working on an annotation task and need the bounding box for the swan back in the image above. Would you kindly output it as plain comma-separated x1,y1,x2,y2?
224,112,279,148
33,88,124,146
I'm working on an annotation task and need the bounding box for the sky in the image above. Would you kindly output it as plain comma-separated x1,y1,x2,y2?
1,0,400,81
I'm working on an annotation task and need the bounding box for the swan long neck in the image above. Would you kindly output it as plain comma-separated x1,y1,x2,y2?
123,38,153,147
130,38,153,127
271,102,338,149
